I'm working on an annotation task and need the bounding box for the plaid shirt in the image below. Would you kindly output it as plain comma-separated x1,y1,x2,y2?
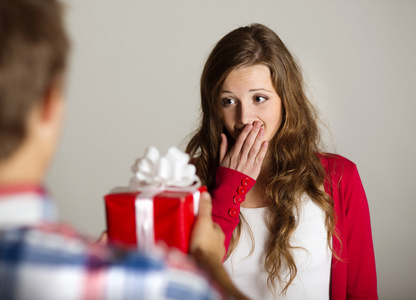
0,185,223,300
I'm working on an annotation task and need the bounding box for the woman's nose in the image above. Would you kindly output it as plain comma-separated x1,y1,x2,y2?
237,103,255,125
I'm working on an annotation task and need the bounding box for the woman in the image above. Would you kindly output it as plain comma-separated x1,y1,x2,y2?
186,23,377,299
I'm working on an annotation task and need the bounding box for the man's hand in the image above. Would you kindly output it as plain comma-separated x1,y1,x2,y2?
95,231,108,245
190,191,225,266
190,192,250,299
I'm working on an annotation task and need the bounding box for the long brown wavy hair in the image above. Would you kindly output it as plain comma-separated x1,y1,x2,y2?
186,23,338,295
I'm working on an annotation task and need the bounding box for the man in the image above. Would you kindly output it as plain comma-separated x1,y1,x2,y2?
0,0,247,299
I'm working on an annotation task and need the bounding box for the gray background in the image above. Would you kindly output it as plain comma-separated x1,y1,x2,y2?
48,1,416,299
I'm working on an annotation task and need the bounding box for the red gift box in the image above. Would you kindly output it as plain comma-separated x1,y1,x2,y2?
104,186,206,253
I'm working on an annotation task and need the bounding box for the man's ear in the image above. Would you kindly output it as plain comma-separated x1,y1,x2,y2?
38,80,65,124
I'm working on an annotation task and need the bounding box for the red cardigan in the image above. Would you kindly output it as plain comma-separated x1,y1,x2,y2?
211,154,378,300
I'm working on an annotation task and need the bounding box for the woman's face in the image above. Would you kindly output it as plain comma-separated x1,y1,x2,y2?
219,64,283,142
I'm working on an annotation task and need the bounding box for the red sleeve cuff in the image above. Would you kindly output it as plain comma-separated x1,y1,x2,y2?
211,167,256,250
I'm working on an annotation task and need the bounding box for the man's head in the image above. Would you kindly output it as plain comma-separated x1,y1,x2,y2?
0,0,69,182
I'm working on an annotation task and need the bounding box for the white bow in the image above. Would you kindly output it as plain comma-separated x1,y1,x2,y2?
129,146,199,190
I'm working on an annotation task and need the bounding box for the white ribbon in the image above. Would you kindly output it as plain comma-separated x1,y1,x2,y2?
130,147,201,251
134,190,157,251
192,189,201,216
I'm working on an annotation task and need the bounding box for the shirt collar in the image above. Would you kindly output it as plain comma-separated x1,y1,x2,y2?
0,184,45,196
0,184,58,228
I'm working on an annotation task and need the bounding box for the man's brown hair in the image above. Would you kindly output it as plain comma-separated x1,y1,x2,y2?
0,0,69,160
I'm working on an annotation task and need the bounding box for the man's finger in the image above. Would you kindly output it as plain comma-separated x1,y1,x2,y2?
95,231,108,245
198,191,213,218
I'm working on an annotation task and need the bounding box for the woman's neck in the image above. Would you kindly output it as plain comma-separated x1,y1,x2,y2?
231,145,273,208
242,159,273,208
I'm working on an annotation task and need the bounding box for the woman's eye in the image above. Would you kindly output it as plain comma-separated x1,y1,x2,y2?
254,96,268,103
221,98,236,106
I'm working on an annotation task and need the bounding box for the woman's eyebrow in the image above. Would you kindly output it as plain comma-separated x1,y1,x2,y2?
249,88,273,93
222,88,273,93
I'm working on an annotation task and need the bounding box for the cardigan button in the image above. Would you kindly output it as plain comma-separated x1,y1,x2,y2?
228,208,237,217
233,195,243,204
237,186,246,195
241,177,250,186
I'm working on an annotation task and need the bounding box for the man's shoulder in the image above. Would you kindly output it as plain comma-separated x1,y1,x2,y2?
0,223,92,263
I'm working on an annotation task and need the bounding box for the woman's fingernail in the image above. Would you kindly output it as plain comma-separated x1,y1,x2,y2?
259,128,265,135
246,124,253,130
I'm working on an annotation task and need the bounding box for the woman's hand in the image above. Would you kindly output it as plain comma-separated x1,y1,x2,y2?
219,121,268,180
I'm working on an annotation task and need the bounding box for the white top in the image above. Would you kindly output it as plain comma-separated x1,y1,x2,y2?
223,194,331,300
